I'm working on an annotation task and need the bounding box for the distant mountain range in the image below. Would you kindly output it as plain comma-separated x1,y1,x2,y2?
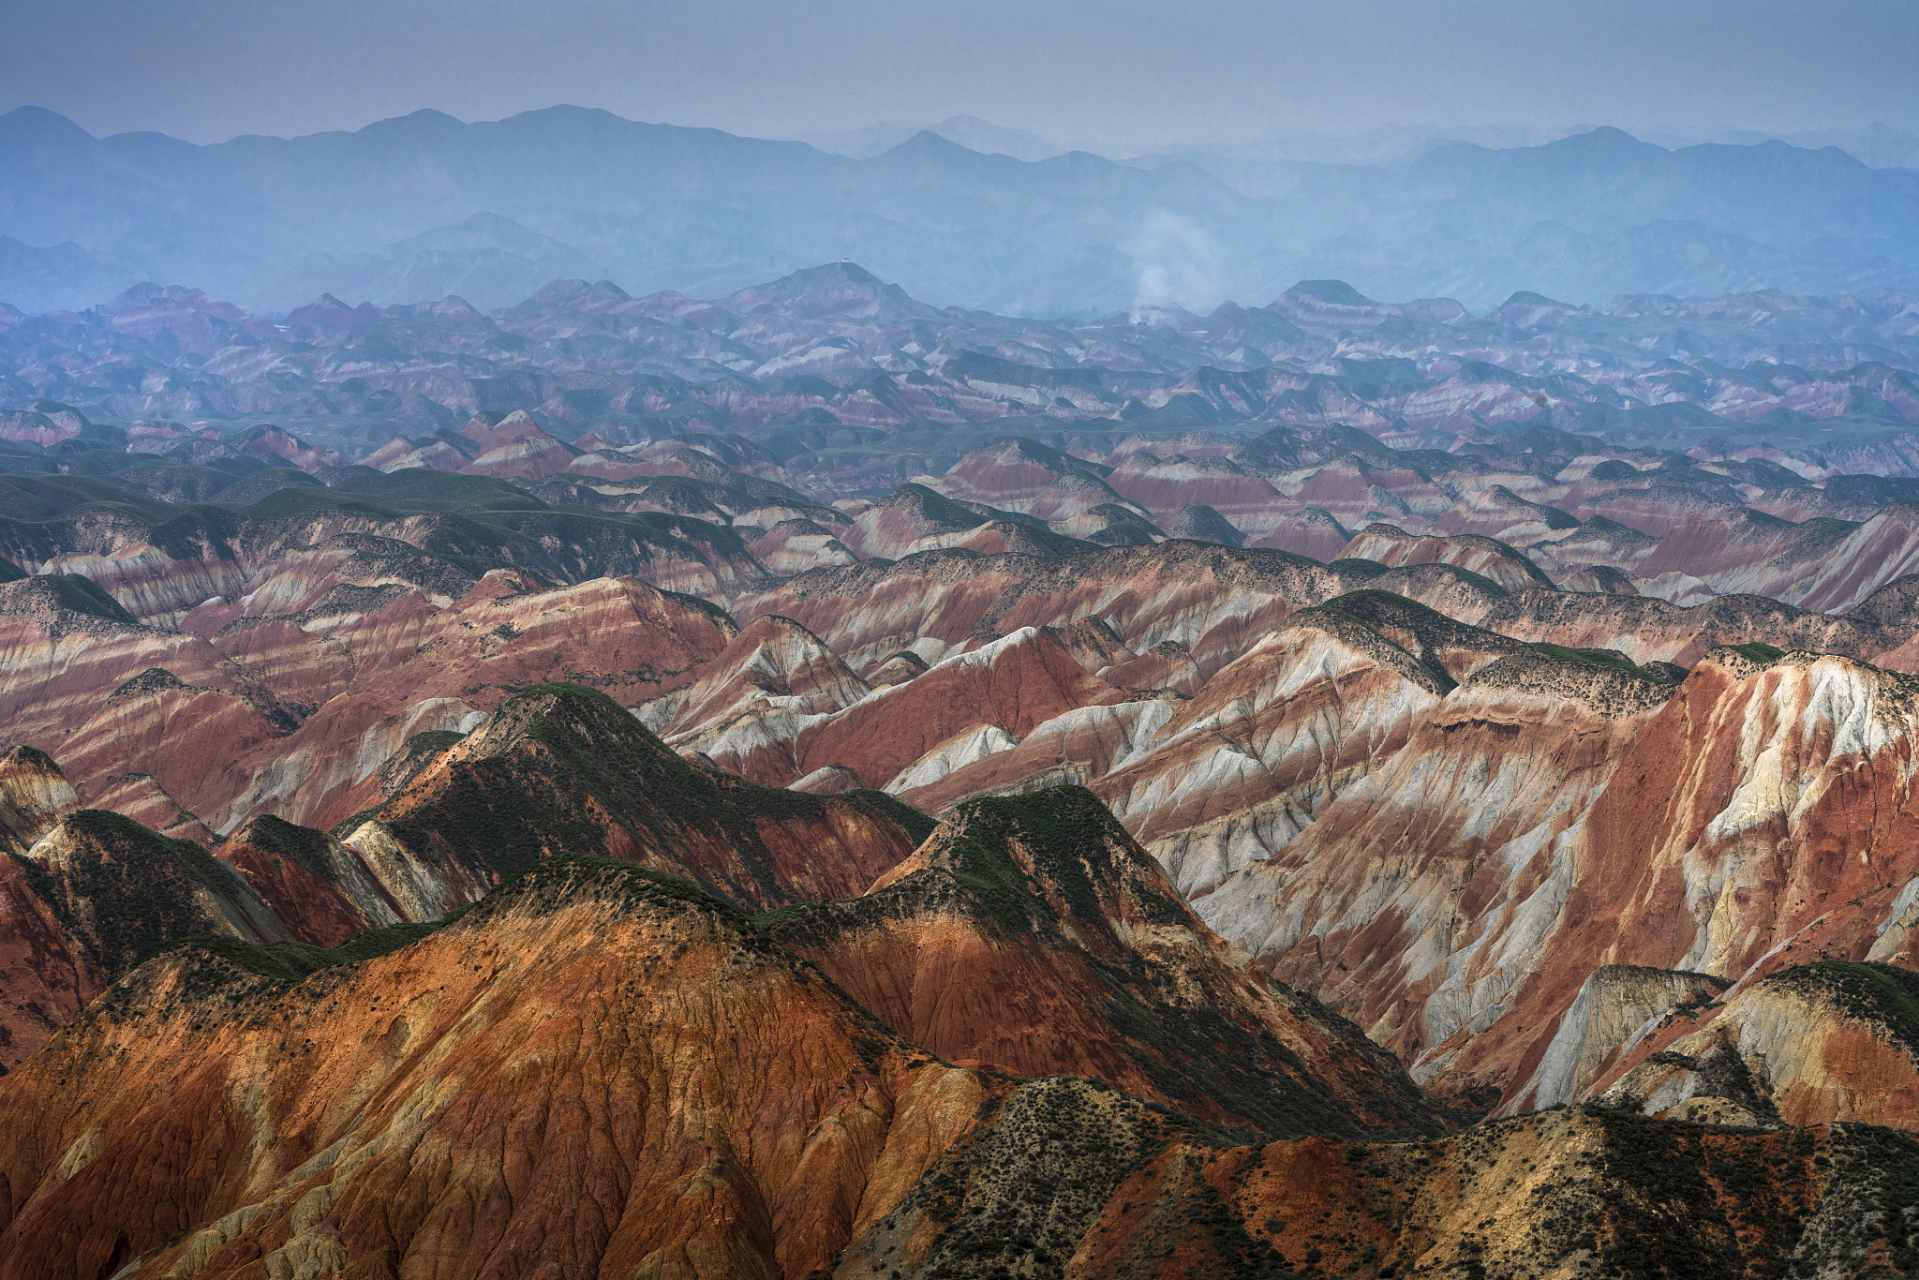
2,105,1917,316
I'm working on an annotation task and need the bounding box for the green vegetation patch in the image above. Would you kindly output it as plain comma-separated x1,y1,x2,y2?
32,573,138,623
0,474,175,522
955,787,1187,927
1530,642,1646,673
164,920,450,984
1723,641,1786,665
328,467,548,514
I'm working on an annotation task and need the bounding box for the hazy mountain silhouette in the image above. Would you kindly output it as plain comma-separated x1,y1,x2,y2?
2,106,1915,315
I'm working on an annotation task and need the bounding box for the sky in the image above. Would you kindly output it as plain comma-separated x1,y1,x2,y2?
3,0,1917,148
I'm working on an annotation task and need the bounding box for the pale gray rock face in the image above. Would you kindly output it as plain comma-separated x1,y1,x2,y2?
1503,965,1726,1114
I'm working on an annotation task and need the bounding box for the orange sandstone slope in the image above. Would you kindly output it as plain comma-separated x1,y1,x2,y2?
0,858,991,1280
2,858,1915,1279
765,787,1446,1140
0,678,930,1061
342,681,932,914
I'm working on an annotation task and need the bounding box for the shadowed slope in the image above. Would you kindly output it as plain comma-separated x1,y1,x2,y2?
766,786,1446,1140
0,807,284,1064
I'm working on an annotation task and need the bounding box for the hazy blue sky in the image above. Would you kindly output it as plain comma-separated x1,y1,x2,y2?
4,0,1916,146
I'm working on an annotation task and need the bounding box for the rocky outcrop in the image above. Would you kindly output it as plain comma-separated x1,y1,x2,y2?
890,699,1169,817
838,483,1089,561
645,613,870,784
0,807,285,1065
777,626,1125,792
1192,641,1676,1106
744,517,858,574
1555,563,1640,594
1503,965,1728,1114
1104,453,1289,536
1594,962,1919,1129
931,437,1143,525
215,815,406,946
1791,502,1919,614
1242,505,1349,558
1097,608,1449,900
1158,502,1248,548
1089,593,1523,898
1223,644,1919,1112
0,746,77,854
0,487,766,629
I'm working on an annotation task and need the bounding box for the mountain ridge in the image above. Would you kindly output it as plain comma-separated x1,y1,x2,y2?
5,106,1916,314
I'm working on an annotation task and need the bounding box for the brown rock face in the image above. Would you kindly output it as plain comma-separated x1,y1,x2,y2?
0,860,1913,1280
1242,506,1350,559
768,787,1445,1139
1091,593,1523,900
1192,643,1675,1107
1469,649,1919,1114
215,815,405,946
647,613,872,784
782,625,1125,792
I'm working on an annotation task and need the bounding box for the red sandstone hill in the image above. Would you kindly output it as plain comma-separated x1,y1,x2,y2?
0,680,931,1061
765,787,1446,1139
0,565,739,837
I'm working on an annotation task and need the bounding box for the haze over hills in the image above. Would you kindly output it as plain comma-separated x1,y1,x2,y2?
4,104,1918,315
14,101,1919,1275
